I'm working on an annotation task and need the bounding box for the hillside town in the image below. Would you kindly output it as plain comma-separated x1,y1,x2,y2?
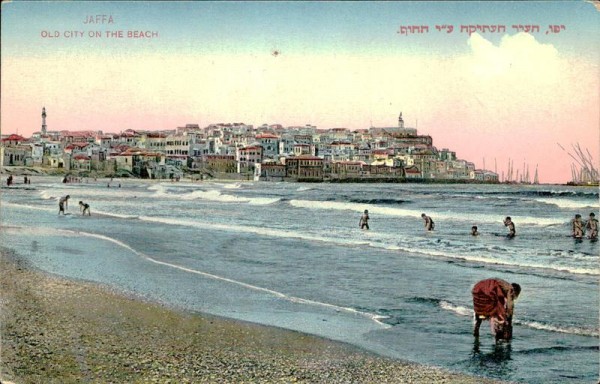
1,108,499,183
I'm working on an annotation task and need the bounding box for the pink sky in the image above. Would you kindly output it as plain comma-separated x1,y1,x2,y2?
2,32,598,184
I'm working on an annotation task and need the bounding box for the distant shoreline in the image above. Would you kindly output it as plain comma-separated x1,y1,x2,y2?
2,165,594,186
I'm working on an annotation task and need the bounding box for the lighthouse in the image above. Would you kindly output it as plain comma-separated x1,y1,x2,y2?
41,107,47,135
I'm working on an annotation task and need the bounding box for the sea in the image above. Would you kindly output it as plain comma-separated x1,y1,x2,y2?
1,177,598,384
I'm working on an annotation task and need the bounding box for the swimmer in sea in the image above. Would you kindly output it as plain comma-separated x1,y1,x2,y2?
571,214,584,239
421,213,434,231
503,216,515,238
586,212,598,240
359,209,370,230
471,225,479,236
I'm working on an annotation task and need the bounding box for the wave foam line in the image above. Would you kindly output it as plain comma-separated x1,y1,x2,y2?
390,243,599,276
138,215,370,247
439,301,473,317
7,225,387,329
139,216,599,276
2,202,597,276
439,301,599,337
181,189,280,205
515,320,599,338
534,198,599,210
148,185,280,205
222,183,243,189
288,199,564,226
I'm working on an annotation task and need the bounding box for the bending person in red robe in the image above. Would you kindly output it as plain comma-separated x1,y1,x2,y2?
472,278,521,340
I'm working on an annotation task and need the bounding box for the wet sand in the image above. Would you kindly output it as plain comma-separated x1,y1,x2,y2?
0,250,505,383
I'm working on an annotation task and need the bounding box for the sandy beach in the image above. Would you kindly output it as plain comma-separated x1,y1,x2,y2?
0,249,505,384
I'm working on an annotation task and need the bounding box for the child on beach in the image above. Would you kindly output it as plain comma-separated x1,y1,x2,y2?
79,201,91,216
421,213,434,231
571,214,584,239
359,210,370,230
58,195,70,215
586,213,598,240
503,217,515,238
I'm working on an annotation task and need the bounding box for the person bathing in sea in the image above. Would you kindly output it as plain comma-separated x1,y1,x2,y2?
472,278,521,341
58,195,70,215
471,226,479,236
421,213,434,231
586,212,598,240
79,201,91,216
359,209,370,230
571,214,584,239
503,216,515,238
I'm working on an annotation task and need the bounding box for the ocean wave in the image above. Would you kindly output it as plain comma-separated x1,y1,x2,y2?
438,301,599,337
534,198,599,210
148,184,172,198
180,189,280,205
39,190,56,200
439,301,473,317
3,201,595,276
147,185,280,205
349,198,409,205
452,190,599,198
417,248,600,276
222,183,243,189
290,199,423,218
136,214,598,276
288,199,565,226
515,321,599,338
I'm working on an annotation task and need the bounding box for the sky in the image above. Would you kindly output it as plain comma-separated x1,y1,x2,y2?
1,1,598,184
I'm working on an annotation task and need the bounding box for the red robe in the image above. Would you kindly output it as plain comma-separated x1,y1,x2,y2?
472,278,513,321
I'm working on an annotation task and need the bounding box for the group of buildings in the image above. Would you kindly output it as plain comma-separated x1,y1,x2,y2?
1,108,499,183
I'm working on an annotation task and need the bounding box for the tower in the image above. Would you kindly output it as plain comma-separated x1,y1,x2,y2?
41,107,47,135
398,112,404,129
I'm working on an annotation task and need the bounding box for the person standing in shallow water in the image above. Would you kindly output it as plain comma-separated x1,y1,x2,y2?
58,195,70,215
79,201,91,216
472,278,521,341
571,214,584,239
421,213,434,231
359,210,370,230
471,226,479,236
586,212,598,240
503,217,515,238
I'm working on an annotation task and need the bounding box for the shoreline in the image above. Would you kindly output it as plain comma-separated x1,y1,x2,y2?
3,165,593,186
0,249,505,383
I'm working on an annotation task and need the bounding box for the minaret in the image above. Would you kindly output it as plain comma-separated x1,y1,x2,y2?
398,112,404,129
41,107,47,135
